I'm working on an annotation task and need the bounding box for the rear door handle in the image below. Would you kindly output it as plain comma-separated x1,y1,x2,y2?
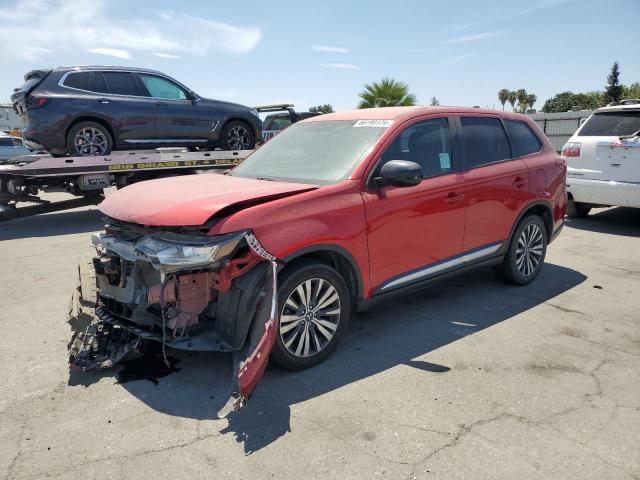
512,177,528,188
97,98,110,104
445,191,464,205
155,102,168,107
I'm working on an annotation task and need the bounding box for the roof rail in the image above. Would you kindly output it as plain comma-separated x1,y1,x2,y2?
255,104,295,113
606,99,640,107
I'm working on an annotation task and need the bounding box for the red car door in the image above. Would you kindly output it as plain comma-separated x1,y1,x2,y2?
362,116,466,294
456,115,532,252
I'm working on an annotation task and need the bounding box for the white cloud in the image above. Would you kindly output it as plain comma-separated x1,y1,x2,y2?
317,63,359,70
86,48,132,60
153,52,181,59
311,45,349,54
0,0,261,61
447,52,475,64
441,32,502,45
456,0,575,29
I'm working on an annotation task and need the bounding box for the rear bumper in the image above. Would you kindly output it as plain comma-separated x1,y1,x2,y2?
567,177,640,208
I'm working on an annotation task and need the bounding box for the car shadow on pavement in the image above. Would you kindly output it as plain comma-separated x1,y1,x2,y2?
68,262,586,455
565,207,640,237
0,203,103,240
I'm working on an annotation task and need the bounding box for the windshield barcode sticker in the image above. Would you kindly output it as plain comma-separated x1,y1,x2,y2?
353,120,393,128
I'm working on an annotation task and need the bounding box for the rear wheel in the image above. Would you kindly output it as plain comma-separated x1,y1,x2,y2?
494,215,547,285
66,121,113,156
220,120,255,151
567,199,591,218
271,260,351,370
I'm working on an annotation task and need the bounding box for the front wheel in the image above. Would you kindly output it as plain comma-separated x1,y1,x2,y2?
494,215,547,285
567,199,591,218
66,121,113,156
220,121,255,151
271,260,351,370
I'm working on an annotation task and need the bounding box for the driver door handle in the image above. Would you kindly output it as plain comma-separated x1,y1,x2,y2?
97,98,110,104
155,102,168,107
445,191,464,205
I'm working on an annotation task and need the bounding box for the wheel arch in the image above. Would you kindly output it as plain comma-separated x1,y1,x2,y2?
221,117,258,137
281,245,363,303
66,116,116,147
504,200,554,252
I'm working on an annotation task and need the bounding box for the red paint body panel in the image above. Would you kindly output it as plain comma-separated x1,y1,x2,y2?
98,173,316,226
101,107,565,301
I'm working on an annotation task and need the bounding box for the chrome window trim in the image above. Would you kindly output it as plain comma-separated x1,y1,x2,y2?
58,70,195,102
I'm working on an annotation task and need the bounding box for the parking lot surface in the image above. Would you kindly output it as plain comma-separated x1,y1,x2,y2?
1,195,639,480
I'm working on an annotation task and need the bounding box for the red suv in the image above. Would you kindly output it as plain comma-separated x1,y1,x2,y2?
68,107,566,415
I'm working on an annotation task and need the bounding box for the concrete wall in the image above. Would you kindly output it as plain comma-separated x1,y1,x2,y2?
0,104,21,132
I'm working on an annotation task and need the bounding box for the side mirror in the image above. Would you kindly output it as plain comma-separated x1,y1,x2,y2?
376,160,423,188
186,90,197,101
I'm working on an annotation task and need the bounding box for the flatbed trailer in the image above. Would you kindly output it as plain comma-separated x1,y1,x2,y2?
0,148,252,221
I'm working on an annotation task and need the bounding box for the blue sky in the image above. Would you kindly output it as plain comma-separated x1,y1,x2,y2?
1,0,639,111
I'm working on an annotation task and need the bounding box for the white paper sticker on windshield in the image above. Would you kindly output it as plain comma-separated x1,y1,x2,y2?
353,120,393,128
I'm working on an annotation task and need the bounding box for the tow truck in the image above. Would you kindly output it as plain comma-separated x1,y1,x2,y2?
0,148,252,221
0,104,316,221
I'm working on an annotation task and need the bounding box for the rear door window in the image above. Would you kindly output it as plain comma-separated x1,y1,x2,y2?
63,72,91,91
578,111,640,136
505,119,542,157
139,74,187,100
90,72,108,94
461,117,511,168
102,72,141,96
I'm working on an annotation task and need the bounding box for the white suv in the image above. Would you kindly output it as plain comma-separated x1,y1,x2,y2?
563,100,640,217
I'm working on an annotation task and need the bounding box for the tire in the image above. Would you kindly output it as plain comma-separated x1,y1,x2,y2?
271,260,351,370
66,121,113,156
567,199,591,218
494,215,547,285
220,120,255,151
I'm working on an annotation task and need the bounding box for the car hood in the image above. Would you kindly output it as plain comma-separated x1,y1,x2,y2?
99,174,317,227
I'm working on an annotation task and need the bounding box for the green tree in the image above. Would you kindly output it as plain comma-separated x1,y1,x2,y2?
515,89,528,113
542,91,604,112
309,104,334,114
526,93,537,112
358,78,417,108
604,61,623,104
507,91,517,111
498,88,510,110
622,82,640,99
429,97,440,106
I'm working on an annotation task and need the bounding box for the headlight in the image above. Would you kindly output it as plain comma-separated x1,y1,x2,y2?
135,231,247,272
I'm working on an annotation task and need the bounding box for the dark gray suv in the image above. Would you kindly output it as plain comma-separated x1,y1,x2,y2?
11,66,262,156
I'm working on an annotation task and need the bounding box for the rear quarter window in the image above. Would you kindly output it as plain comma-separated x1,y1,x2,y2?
505,119,542,157
578,111,640,136
63,72,91,91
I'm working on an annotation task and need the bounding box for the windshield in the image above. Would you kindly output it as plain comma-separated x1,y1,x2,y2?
231,120,389,185
578,111,640,136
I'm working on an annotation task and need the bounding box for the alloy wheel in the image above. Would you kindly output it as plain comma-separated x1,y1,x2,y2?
516,223,544,277
226,125,252,150
74,127,108,156
280,278,341,358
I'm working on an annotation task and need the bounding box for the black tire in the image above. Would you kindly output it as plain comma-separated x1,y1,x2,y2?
220,120,255,151
567,199,591,218
66,121,113,156
271,260,351,370
494,215,547,285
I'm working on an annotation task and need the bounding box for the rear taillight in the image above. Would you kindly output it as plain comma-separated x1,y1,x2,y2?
26,95,50,109
561,142,581,157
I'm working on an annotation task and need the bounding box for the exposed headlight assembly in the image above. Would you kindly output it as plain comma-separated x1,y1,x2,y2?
135,230,248,272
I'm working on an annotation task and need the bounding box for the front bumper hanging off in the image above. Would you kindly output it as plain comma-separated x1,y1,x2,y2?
67,231,280,416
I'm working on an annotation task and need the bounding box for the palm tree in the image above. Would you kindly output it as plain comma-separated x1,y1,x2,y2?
507,91,517,111
358,78,417,108
515,89,528,113
498,89,510,110
526,93,537,112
